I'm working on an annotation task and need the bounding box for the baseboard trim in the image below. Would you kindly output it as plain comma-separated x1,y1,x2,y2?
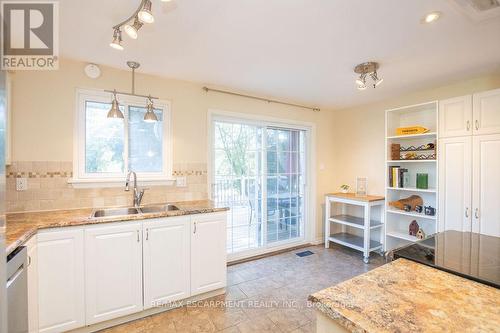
228,243,313,266
70,288,225,333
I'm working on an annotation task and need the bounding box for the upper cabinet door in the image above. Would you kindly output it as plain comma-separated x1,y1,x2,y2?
191,212,227,296
85,222,143,325
438,136,472,233
472,134,500,237
143,216,191,309
37,229,85,333
473,88,500,135
439,95,473,138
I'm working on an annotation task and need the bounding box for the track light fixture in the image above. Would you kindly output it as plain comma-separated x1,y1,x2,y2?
354,62,383,90
110,0,157,50
124,17,143,39
109,28,124,50
106,62,160,122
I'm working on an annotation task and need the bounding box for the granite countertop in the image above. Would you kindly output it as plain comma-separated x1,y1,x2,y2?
309,258,500,333
6,200,228,256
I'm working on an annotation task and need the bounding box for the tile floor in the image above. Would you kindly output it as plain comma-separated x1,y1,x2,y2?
100,244,386,333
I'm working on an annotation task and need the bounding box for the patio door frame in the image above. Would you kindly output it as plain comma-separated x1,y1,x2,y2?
208,109,316,262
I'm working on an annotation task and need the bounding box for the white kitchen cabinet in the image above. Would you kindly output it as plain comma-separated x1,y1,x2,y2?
143,216,191,309
439,95,473,138
191,212,227,295
473,88,500,135
472,134,500,237
438,136,472,233
85,222,143,324
26,235,38,333
37,228,85,333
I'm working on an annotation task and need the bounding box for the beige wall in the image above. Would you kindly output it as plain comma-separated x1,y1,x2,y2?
9,58,337,241
332,73,500,196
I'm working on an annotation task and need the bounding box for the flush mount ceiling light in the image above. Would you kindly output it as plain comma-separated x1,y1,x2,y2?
354,62,383,90
105,61,160,122
110,0,157,50
422,11,442,23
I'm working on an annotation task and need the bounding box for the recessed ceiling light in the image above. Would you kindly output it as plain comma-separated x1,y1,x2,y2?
422,11,442,23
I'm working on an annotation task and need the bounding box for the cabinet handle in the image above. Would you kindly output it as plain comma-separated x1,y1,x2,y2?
475,119,479,130
137,230,140,242
474,208,479,219
466,121,470,131
146,228,149,241
193,222,197,234
465,207,469,218
27,255,32,267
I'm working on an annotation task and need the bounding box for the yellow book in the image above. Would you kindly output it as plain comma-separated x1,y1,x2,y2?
396,126,429,136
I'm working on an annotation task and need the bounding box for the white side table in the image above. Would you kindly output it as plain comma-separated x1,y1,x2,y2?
325,193,385,263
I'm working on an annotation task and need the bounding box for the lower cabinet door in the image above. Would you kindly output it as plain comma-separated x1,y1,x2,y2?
85,222,143,324
143,216,190,309
191,212,227,296
37,229,85,333
26,236,38,333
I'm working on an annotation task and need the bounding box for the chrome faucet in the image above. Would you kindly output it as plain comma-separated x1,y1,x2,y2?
125,171,147,207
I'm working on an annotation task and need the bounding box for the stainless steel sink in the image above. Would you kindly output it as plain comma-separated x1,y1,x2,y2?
92,207,140,218
139,204,180,214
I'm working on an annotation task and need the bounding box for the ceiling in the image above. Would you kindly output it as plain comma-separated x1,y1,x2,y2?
60,0,500,109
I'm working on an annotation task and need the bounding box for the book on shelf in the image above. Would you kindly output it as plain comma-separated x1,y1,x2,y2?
388,166,409,188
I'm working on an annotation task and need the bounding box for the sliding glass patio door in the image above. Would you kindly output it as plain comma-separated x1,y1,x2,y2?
212,118,307,256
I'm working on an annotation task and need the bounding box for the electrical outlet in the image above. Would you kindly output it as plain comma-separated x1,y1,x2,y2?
16,178,28,191
176,176,187,187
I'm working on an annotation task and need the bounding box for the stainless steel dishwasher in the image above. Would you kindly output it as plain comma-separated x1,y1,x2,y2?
6,246,28,333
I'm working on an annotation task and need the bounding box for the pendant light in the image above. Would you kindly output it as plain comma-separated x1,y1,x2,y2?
105,62,159,122
124,17,143,39
109,28,124,50
107,90,125,119
144,97,159,122
138,0,154,24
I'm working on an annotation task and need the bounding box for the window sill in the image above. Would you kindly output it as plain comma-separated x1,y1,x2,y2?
67,178,177,189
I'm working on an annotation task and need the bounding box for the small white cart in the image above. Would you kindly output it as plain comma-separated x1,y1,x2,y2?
325,193,385,263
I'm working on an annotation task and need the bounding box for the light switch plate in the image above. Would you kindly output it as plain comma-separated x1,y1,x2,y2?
16,178,28,191
176,176,187,187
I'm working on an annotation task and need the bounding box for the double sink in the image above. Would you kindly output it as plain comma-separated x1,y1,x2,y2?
92,204,180,218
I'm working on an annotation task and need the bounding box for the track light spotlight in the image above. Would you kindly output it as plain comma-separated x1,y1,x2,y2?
124,17,143,39
138,0,154,24
109,28,124,50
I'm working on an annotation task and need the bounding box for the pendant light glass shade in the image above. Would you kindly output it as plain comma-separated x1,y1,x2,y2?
144,98,158,122
124,17,143,39
110,28,124,50
138,0,154,24
107,92,125,119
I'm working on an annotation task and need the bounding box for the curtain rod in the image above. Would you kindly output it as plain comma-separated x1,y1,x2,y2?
203,87,320,112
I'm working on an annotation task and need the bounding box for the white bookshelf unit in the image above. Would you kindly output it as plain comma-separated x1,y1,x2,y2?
385,101,438,251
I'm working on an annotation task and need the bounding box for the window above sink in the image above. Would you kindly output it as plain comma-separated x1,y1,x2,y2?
70,89,174,188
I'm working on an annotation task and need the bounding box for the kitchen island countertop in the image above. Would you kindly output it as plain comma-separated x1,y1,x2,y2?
309,258,500,333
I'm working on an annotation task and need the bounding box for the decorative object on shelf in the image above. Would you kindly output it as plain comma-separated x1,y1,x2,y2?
424,206,436,216
354,62,383,90
105,61,159,122
416,229,426,240
356,177,367,196
416,173,429,189
110,0,163,50
415,205,423,213
391,143,401,160
401,152,418,160
340,184,350,194
409,220,420,236
389,195,423,211
400,143,435,152
403,204,412,212
395,126,429,136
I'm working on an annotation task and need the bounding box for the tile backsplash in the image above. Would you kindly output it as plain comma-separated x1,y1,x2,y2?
6,161,209,213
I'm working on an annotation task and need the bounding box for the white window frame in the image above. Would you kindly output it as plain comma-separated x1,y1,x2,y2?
207,109,317,262
69,88,174,188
